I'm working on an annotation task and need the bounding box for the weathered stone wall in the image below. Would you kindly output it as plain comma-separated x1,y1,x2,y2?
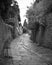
0,16,12,55
43,13,52,49
5,15,20,38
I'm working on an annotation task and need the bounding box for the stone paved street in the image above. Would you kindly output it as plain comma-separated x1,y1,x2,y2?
1,34,52,65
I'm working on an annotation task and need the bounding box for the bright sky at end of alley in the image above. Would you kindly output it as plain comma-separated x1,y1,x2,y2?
15,0,35,25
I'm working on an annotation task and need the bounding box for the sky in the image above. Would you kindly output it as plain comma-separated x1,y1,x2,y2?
15,0,35,25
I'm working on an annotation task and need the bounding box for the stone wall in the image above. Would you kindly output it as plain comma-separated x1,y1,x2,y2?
0,16,12,56
5,16,20,38
43,13,52,49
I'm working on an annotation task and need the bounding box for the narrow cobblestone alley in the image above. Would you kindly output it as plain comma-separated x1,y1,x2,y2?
4,33,52,65
0,0,52,65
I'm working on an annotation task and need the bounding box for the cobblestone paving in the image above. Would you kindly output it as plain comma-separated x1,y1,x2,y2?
1,34,52,65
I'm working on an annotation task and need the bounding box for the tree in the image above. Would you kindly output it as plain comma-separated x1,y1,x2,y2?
26,0,52,28
0,0,12,19
0,0,21,39
0,0,21,21
7,1,21,38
